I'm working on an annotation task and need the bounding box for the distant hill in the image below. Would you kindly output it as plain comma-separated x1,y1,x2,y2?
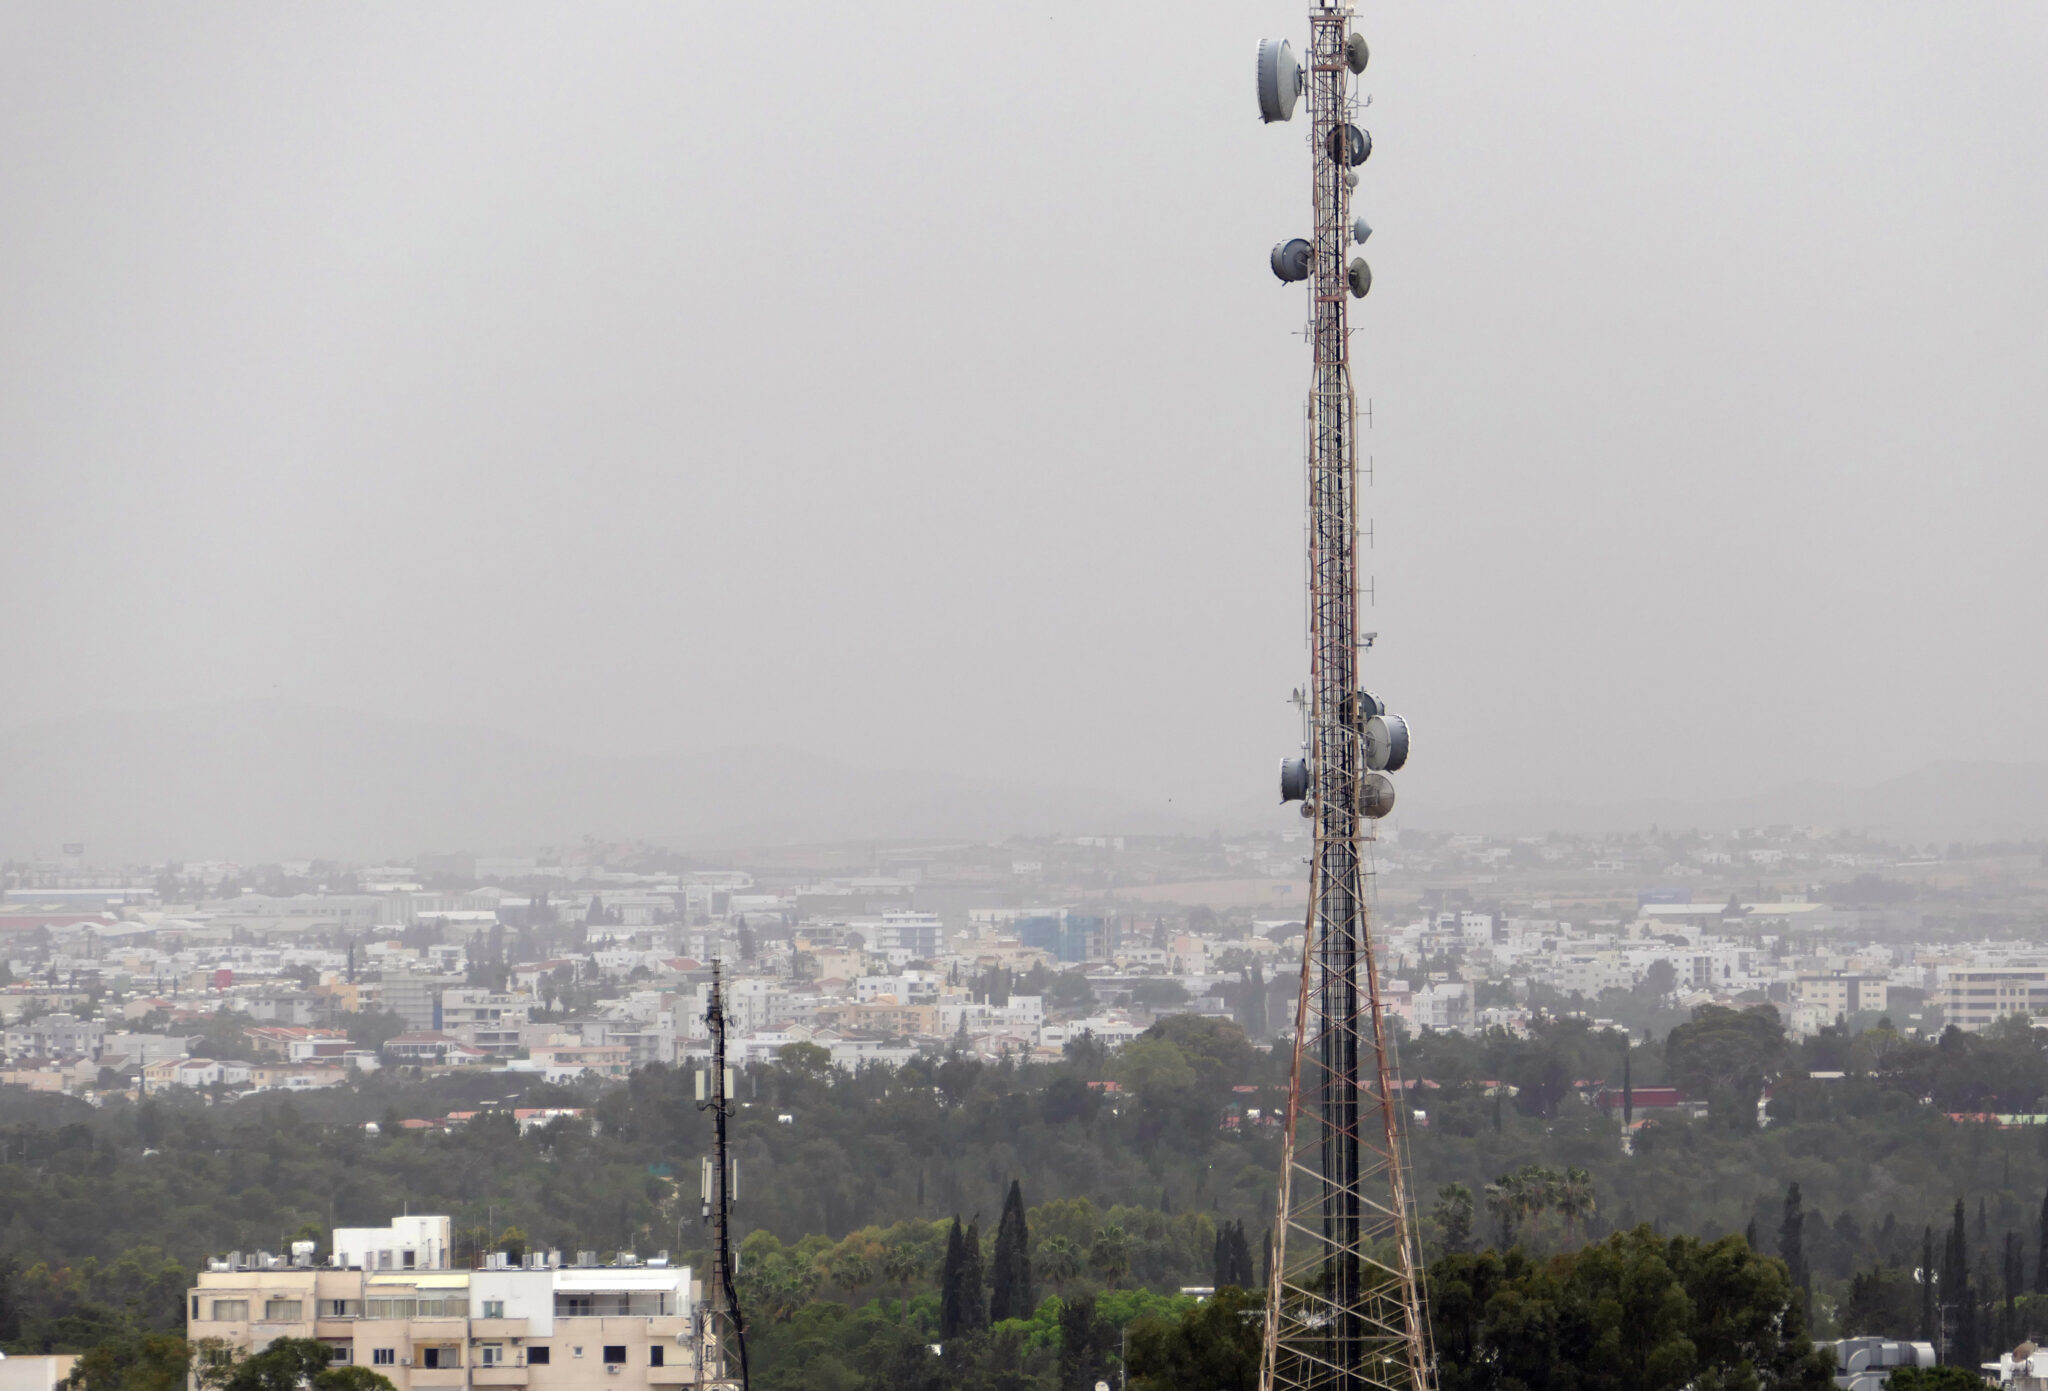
1419,760,2048,844
0,700,1196,863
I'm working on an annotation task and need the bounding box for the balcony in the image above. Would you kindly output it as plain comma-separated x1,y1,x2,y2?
647,1364,695,1385
468,1319,530,1339
405,1371,465,1388
472,1368,528,1386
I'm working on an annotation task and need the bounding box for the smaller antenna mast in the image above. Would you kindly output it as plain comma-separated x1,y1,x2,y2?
697,961,749,1389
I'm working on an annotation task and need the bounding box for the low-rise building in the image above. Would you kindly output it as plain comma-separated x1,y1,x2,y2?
186,1216,700,1390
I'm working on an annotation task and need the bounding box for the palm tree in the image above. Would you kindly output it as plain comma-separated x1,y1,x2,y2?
879,1242,927,1322
1556,1168,1595,1242
832,1251,874,1302
1089,1223,1132,1290
1485,1173,1525,1247
1037,1235,1084,1294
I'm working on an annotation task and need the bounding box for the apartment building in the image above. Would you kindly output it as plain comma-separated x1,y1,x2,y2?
1790,974,1889,1036
186,1217,700,1390
1939,968,2048,1033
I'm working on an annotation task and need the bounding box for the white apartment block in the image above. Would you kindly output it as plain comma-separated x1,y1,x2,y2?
187,1217,700,1390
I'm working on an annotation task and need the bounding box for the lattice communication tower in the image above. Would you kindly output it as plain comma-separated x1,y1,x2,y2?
695,962,749,1390
1255,9,1435,1391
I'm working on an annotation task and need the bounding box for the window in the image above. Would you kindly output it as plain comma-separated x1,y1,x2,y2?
648,1347,663,1368
212,1300,249,1321
421,1347,459,1370
263,1299,303,1321
191,1298,200,1320
402,1251,417,1269
325,1345,351,1364
526,1348,550,1366
372,1351,396,1367
602,1348,626,1366
478,1345,505,1367
481,1301,505,1320
571,1348,584,1360
555,1294,593,1317
325,1300,363,1318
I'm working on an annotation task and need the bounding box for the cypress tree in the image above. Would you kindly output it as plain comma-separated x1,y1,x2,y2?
1779,1183,1809,1302
962,1219,987,1332
1261,1226,1273,1292
2037,1192,2048,1293
1943,1198,1976,1367
1244,962,1268,1039
1231,1221,1256,1287
989,1180,1033,1322
2005,1230,2022,1350
1213,1225,1231,1289
938,1217,967,1339
1622,1046,1634,1127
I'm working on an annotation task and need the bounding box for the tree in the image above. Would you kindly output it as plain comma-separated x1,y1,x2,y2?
1127,1285,1262,1391
961,1219,987,1332
1942,1198,1977,1368
879,1241,927,1321
1780,1182,1810,1304
1557,1167,1596,1243
1429,1230,1832,1391
831,1250,874,1302
1037,1235,1084,1295
1432,1184,1476,1255
1058,1293,1115,1391
1212,1220,1255,1289
1665,1003,1787,1127
2036,1190,2048,1293
1888,1370,1995,1391
202,1338,333,1391
989,1180,1033,1323
65,1333,192,1391
312,1371,397,1391
1841,1265,1919,1337
1090,1222,1132,1289
938,1218,970,1340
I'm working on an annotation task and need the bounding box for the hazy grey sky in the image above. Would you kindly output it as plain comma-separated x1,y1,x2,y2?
3,2,2045,823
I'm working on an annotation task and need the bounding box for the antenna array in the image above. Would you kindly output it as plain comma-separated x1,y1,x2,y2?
1256,8,1434,1391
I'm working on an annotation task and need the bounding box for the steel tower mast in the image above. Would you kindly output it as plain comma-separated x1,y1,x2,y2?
1255,8,1433,1391
696,962,749,1390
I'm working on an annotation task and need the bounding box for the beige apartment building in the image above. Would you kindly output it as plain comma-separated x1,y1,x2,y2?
186,1217,703,1390
1790,974,1888,1036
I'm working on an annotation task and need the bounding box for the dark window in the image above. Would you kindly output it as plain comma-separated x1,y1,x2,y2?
372,1351,395,1367
649,1347,663,1368
526,1348,550,1366
602,1347,626,1366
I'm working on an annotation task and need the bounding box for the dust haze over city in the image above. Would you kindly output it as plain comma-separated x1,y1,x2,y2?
4,5,2048,1391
